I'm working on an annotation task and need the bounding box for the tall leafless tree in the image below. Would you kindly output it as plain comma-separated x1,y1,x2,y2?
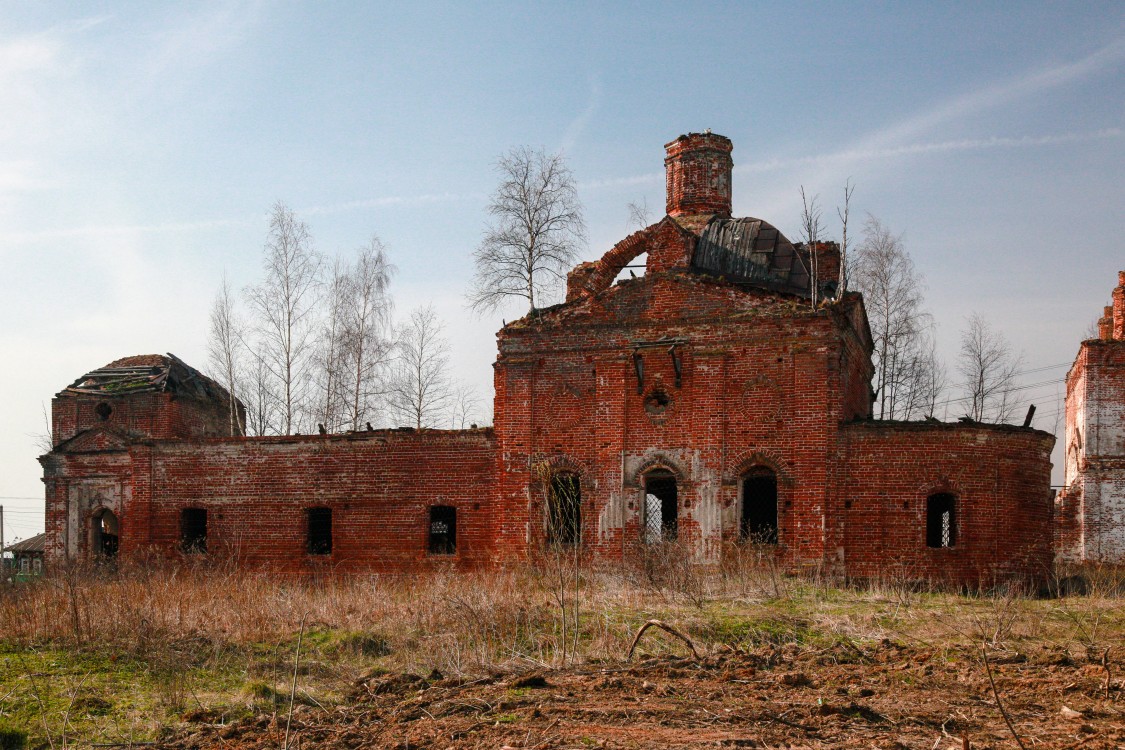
341,237,395,431
836,180,854,296
312,257,351,433
245,202,322,435
206,275,246,436
467,146,586,314
798,187,823,308
388,305,453,429
243,341,279,436
851,215,942,420
958,312,1023,422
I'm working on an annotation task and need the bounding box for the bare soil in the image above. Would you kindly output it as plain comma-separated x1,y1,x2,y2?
167,639,1124,749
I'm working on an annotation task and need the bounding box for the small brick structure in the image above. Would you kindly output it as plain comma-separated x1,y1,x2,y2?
1056,271,1125,562
41,134,1061,585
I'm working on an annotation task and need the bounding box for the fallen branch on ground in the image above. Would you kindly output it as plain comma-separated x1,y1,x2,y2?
627,619,701,660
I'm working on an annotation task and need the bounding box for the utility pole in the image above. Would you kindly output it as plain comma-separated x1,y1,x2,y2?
1,504,5,574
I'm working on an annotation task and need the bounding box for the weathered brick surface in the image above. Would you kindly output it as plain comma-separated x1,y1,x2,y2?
43,429,495,571
41,132,1062,584
1057,271,1125,562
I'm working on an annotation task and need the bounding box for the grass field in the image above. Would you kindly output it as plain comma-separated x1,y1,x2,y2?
0,550,1122,748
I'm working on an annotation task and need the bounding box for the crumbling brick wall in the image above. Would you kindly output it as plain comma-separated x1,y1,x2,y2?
45,428,496,570
1058,272,1125,562
839,422,1055,584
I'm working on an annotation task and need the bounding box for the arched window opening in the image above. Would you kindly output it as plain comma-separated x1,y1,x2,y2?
91,509,119,558
643,469,678,543
547,473,581,546
741,467,778,544
94,402,112,421
926,493,957,548
181,508,208,554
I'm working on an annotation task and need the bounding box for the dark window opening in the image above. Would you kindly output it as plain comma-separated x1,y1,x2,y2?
644,390,670,415
547,473,581,546
181,508,207,554
926,493,957,548
94,402,112,421
429,506,456,555
643,470,678,543
307,507,332,555
740,467,778,544
91,510,118,558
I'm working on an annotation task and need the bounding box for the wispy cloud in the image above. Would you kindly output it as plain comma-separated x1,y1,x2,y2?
303,191,482,217
736,128,1124,175
0,216,255,244
580,129,1124,192
559,73,602,154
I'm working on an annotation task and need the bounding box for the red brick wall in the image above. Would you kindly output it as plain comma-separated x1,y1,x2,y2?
838,422,1055,585
495,271,875,570
52,390,233,447
664,133,733,218
132,430,496,571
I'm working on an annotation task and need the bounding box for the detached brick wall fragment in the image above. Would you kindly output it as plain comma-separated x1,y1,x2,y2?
41,134,1063,585
1056,271,1125,563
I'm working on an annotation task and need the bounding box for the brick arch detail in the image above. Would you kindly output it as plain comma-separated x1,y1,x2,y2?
529,453,595,490
726,448,793,486
628,454,688,488
918,478,962,500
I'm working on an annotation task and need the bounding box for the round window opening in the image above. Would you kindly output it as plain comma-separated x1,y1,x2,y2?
644,390,671,415
94,402,113,421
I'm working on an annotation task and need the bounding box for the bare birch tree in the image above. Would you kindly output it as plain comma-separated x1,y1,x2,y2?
243,342,279,436
245,202,321,435
467,146,586,314
836,180,854,295
851,215,942,420
798,187,822,308
958,312,1023,422
312,257,351,433
206,275,246,436
449,381,483,429
388,305,452,429
627,198,651,231
341,237,395,431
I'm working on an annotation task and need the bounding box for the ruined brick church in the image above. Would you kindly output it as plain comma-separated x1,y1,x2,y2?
46,131,1111,586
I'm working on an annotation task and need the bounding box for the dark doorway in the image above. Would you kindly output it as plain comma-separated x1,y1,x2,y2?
926,493,957,548
181,508,208,553
429,506,457,555
643,470,678,543
307,507,332,555
92,510,118,558
547,473,581,546
741,467,778,544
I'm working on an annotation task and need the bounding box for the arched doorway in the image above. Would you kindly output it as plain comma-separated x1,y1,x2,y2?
91,509,119,558
643,469,678,543
740,467,778,544
547,473,582,546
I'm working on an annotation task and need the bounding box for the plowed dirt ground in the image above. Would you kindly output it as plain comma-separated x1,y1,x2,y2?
168,640,1124,749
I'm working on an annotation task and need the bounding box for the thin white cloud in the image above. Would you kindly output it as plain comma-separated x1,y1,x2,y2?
580,129,1124,191
303,191,482,217
559,73,602,154
735,128,1125,175
142,2,262,84
0,216,255,244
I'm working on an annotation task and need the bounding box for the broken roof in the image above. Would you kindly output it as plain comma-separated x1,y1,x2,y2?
64,353,232,403
692,217,814,296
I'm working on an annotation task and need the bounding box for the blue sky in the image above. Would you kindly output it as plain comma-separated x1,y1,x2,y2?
2,2,1123,541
